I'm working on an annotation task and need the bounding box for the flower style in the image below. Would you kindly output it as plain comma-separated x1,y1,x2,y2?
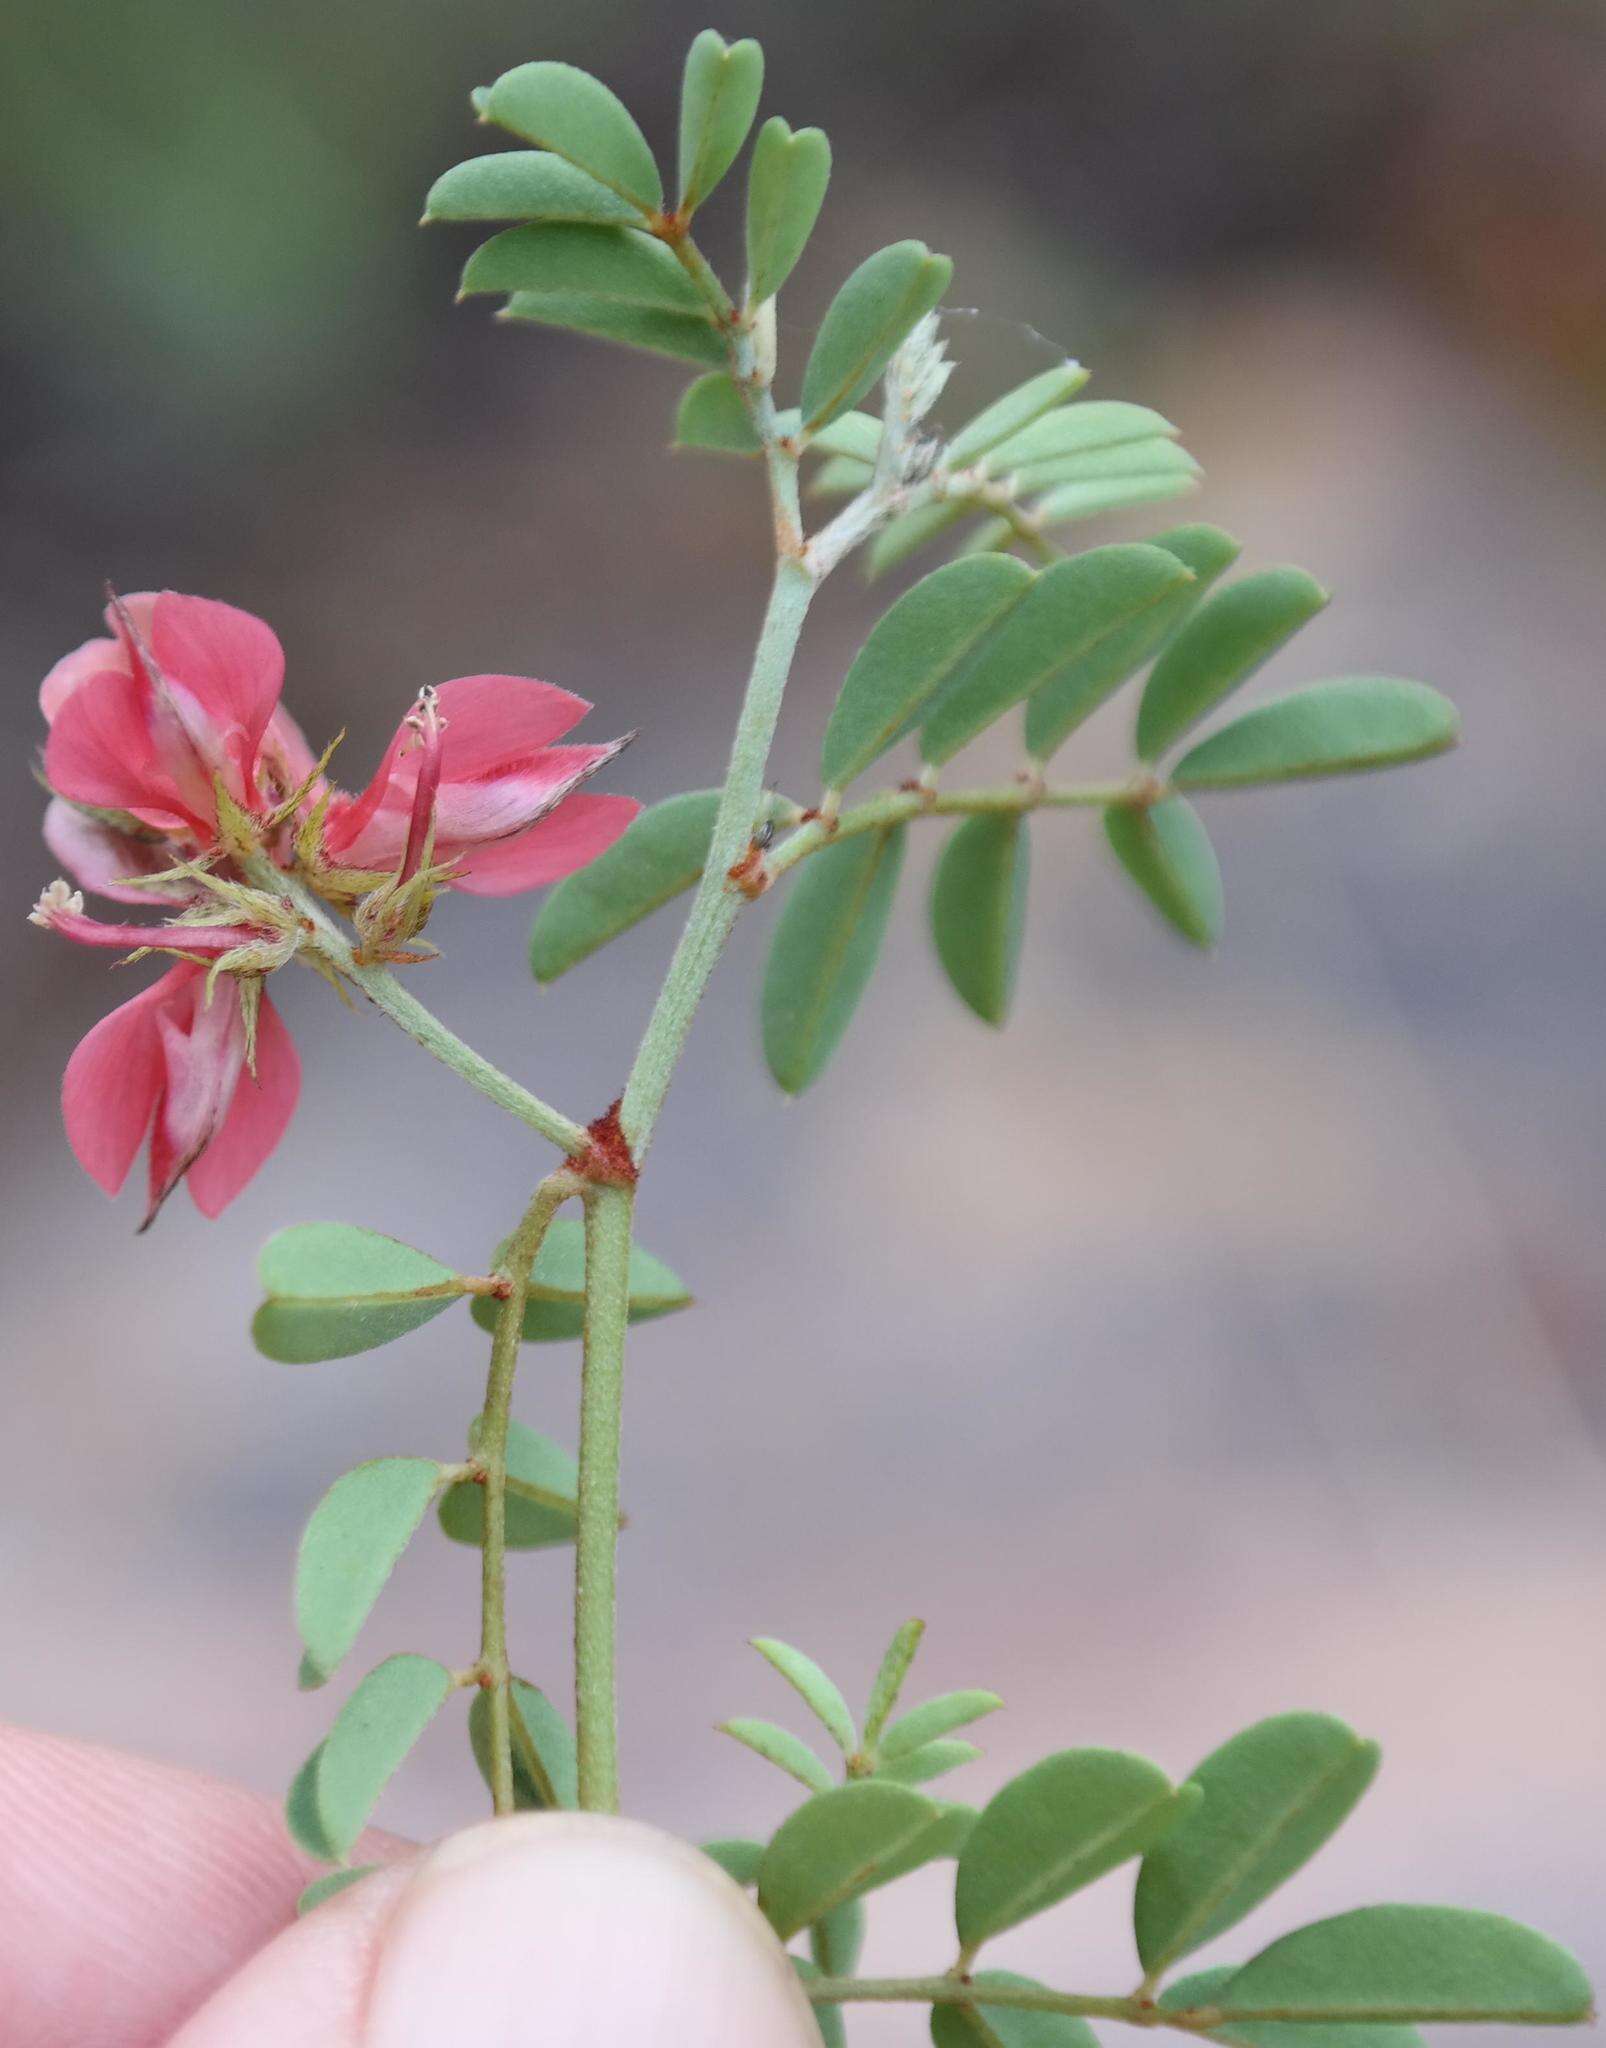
36,588,637,1217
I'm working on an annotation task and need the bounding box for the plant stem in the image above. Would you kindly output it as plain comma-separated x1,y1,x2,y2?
479,1173,577,1814
574,1179,635,1810
803,1979,1148,2023
767,776,1136,878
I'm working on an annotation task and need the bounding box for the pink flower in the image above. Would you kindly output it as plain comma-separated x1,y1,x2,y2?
61,962,300,1228
321,674,638,897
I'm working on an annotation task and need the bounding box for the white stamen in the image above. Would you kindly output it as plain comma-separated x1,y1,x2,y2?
28,879,83,927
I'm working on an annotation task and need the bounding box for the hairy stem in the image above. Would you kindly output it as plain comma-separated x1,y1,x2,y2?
479,1173,578,1813
768,776,1136,878
574,1180,635,1811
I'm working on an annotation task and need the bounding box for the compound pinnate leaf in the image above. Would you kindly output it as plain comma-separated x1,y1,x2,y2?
811,1893,867,1977
1136,567,1329,762
483,62,661,213
931,1971,1103,2048
955,1748,1194,1952
881,1688,1004,1760
1104,798,1222,949
822,555,1033,790
944,364,1091,467
532,789,784,980
863,1617,926,1747
920,546,1195,768
801,241,953,430
674,374,762,454
1161,1964,1425,2048
253,1224,465,1364
703,1837,765,1886
295,1458,443,1688
1217,1907,1593,2025
678,30,765,213
746,117,831,304
1135,1713,1380,1976
315,1654,454,1860
758,1781,944,1938
297,1865,379,1915
879,1739,983,1785
461,223,702,311
470,1215,691,1342
1025,523,1240,761
438,1417,579,1550
1171,677,1459,789
762,824,907,1095
500,292,725,365
468,1678,577,1809
423,152,641,226
753,1637,858,1755
930,815,1029,1027
719,1717,836,1794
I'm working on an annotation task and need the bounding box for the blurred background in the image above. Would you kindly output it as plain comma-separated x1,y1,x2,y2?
3,0,1604,2035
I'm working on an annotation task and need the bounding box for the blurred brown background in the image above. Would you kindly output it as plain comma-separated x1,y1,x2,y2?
3,0,1604,2035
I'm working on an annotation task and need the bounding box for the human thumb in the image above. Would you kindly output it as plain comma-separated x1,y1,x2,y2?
169,1812,824,2046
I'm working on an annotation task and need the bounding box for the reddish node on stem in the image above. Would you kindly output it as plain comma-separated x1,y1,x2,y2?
575,1097,639,1187
727,840,771,899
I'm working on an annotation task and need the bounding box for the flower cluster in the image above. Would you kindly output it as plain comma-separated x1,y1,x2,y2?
33,590,636,1223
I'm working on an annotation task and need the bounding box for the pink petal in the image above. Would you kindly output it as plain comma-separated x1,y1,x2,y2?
339,741,630,870
259,702,321,796
40,637,125,723
43,799,191,907
186,993,300,1217
146,981,247,1222
431,675,592,773
44,666,194,828
149,592,286,782
450,792,641,896
61,967,192,1196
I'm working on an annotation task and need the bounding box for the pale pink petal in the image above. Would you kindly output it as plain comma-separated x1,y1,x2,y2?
146,983,247,1221
431,674,592,772
149,592,286,779
186,993,300,1217
44,667,195,828
340,741,631,869
42,800,190,906
60,967,190,1196
39,637,125,723
450,792,640,895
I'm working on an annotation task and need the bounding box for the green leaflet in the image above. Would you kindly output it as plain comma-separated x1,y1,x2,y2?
1012,437,1200,496
1136,566,1329,762
499,291,726,366
296,1865,379,1915
703,1837,765,1886
762,824,907,1094
252,1223,466,1364
881,1688,1004,1759
746,117,832,304
983,400,1178,476
753,1636,858,1756
468,1678,578,1809
295,1458,443,1688
800,241,953,430
879,1738,983,1784
930,815,1029,1026
1161,1965,1425,2048
920,545,1195,768
1134,1712,1381,1975
306,1654,454,1861
674,374,761,454
865,499,973,579
461,223,702,311
1025,524,1241,761
822,554,1034,790
483,62,661,213
285,1741,339,1862
1172,677,1460,788
758,1781,944,1939
719,1716,836,1794
678,31,764,213
808,452,875,500
1026,472,1200,530
931,1971,1103,2048
863,1617,926,1747
437,1416,579,1549
954,1748,1195,1952
423,152,641,226
1217,1907,1593,2025
469,1214,691,1342
811,1894,867,1978
1104,798,1222,948
531,789,786,980
944,364,1091,467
